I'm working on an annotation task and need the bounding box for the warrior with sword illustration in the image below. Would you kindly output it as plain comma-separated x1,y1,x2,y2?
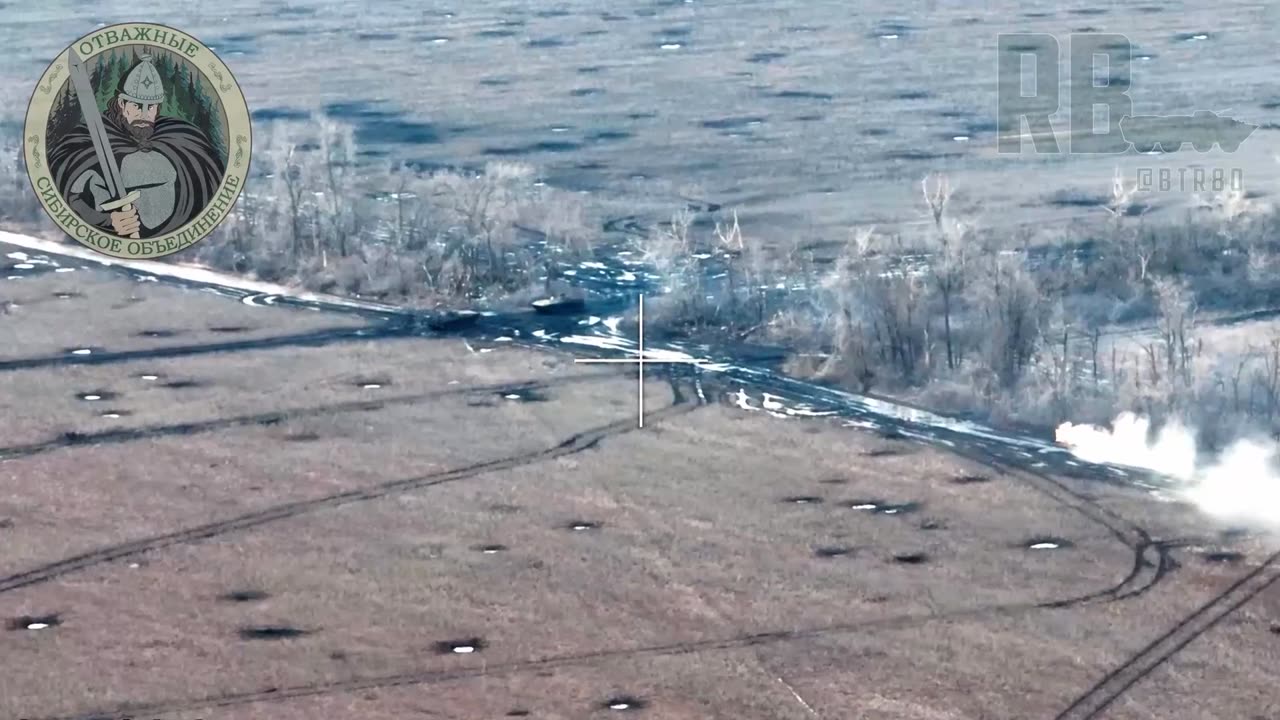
47,49,226,239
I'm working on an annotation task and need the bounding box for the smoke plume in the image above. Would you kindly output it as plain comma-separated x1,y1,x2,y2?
1055,412,1280,533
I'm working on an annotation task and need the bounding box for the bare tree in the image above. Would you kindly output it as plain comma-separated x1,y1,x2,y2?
1152,277,1197,389
923,172,969,371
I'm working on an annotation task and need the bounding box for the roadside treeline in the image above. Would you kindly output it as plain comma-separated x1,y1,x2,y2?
5,115,1280,442
198,117,596,303
0,116,595,305
645,169,1280,444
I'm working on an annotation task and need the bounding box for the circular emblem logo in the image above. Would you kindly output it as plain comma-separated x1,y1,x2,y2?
23,23,252,259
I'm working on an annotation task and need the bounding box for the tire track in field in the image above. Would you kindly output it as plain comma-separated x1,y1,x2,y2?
27,599,1113,720
29,389,1188,720
0,371,616,462
0,323,407,372
0,401,694,595
1054,550,1280,720
932,443,1176,606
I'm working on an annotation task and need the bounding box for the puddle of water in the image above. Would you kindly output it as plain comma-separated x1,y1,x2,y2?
357,118,440,146
588,130,633,142
782,496,823,505
434,637,487,654
892,552,929,565
1025,537,1073,550
7,614,61,631
747,51,786,64
221,590,270,602
701,116,766,130
603,696,647,712
239,626,308,640
870,20,915,39
566,520,601,531
1203,551,1245,564
814,546,852,558
77,390,116,402
883,149,953,162
773,90,835,101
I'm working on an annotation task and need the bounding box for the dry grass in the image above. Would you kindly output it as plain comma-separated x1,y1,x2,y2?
1,253,1277,720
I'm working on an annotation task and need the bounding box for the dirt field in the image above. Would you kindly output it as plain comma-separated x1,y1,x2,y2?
1,260,1278,719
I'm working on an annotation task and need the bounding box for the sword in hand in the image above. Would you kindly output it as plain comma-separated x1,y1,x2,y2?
66,47,142,239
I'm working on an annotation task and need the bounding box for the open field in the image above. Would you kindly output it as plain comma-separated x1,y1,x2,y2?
3,3,1280,715
4,1,1280,241
2,245,1279,719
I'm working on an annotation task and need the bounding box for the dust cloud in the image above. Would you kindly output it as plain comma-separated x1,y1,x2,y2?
1056,412,1280,533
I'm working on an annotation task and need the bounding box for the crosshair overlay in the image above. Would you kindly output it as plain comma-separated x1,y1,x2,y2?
573,295,704,428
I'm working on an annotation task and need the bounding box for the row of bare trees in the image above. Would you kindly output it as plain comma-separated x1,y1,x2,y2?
648,167,1280,437
195,117,593,303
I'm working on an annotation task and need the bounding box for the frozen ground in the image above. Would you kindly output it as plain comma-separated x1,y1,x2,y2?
3,0,1279,245
1,237,1278,720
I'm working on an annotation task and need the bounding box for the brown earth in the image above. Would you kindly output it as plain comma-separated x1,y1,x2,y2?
0,254,1277,720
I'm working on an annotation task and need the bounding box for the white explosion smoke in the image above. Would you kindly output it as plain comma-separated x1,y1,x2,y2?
1055,412,1280,533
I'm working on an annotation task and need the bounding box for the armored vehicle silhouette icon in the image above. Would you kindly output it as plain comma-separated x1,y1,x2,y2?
1119,110,1258,153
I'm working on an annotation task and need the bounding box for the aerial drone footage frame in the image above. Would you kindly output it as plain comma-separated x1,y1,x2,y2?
1,1,1279,719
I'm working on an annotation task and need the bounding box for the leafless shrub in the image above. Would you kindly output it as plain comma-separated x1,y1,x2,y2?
188,117,589,304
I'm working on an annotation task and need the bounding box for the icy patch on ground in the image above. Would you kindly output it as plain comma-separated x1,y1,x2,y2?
0,231,396,312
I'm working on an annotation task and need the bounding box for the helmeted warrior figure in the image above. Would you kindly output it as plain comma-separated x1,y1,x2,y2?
47,54,226,238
